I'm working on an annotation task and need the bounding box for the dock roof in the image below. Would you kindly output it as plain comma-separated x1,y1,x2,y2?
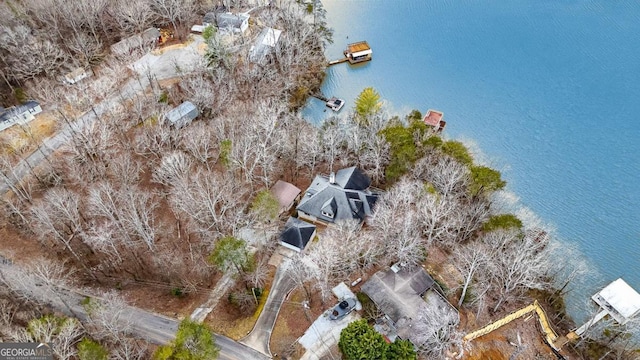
423,109,444,127
347,41,370,53
592,278,640,324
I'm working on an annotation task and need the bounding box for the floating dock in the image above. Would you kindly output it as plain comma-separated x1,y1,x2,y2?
326,97,345,112
310,94,345,112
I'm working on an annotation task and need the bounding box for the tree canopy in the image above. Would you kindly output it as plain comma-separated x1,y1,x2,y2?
441,141,473,165
355,87,382,123
469,165,506,196
154,320,219,360
208,236,252,275
339,319,417,360
77,338,108,360
482,214,522,232
250,189,280,224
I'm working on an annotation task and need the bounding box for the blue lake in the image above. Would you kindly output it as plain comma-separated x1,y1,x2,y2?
304,0,640,323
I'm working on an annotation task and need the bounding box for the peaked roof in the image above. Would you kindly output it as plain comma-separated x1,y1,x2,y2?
280,217,316,251
270,180,301,210
216,12,249,29
297,167,378,224
361,267,436,323
334,166,371,190
165,101,198,125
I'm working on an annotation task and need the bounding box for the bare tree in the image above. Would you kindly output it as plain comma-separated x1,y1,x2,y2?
67,31,103,67
0,24,68,81
413,155,470,199
0,156,33,202
30,188,88,269
111,0,156,35
286,254,316,305
152,151,192,187
400,302,462,359
13,315,83,360
85,291,133,342
180,122,220,170
168,169,247,237
369,179,424,268
150,0,197,31
119,186,159,251
111,338,149,360
454,240,492,308
484,229,553,312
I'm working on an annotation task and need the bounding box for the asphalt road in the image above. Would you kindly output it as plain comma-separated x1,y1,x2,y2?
0,35,204,195
0,261,270,360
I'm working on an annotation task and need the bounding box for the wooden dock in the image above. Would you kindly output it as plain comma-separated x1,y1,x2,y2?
328,57,349,66
310,93,329,102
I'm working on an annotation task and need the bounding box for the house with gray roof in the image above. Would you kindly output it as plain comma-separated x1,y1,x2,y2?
0,100,42,131
361,265,459,342
164,101,199,128
279,217,316,252
216,12,250,34
296,166,379,225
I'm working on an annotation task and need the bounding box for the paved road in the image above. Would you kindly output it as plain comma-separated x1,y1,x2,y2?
240,260,295,356
0,261,270,360
0,35,204,195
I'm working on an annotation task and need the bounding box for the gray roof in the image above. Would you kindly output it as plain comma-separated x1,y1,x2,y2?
216,12,249,30
296,167,378,224
280,217,316,251
361,267,436,323
335,166,371,190
0,101,40,123
165,101,198,126
203,12,217,25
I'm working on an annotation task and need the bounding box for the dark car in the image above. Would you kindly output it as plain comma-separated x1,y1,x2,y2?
329,298,357,320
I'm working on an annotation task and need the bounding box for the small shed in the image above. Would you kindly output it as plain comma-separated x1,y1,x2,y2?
64,67,91,85
111,28,160,57
592,278,640,325
165,101,199,128
270,180,301,214
279,217,316,252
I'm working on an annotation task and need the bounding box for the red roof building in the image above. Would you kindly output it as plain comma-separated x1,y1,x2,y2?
423,109,446,132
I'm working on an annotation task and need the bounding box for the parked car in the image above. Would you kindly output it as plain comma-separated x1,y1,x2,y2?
329,298,357,320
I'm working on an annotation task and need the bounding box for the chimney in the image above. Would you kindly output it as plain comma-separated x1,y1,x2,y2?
329,172,336,184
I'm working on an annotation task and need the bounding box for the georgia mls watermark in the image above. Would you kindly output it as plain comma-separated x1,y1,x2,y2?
0,343,53,360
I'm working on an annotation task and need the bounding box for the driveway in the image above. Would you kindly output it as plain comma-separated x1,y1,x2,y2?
240,259,295,356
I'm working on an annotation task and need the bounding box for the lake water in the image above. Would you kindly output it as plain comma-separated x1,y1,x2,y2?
303,0,640,323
